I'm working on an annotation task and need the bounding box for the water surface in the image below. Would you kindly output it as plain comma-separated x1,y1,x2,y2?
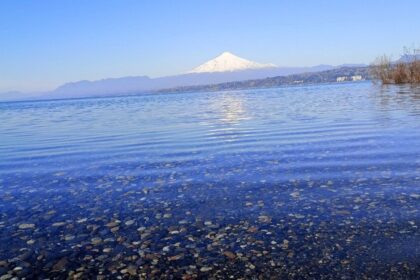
0,82,419,278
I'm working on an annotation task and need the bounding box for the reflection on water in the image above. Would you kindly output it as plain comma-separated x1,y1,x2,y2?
213,93,250,124
204,93,251,143
0,82,419,278
374,84,420,116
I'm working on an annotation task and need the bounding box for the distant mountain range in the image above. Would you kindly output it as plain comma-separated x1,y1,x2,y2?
50,65,344,98
1,52,368,101
396,54,420,63
157,66,371,94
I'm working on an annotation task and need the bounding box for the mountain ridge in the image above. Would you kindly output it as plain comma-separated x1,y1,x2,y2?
0,52,370,101
157,66,370,94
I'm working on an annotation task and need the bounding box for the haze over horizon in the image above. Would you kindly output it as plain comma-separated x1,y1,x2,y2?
1,0,420,92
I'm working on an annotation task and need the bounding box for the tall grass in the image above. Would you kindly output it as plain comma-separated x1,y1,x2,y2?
370,47,420,84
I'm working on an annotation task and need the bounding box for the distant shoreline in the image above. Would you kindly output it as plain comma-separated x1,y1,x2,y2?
0,80,374,105
157,66,370,94
0,66,372,104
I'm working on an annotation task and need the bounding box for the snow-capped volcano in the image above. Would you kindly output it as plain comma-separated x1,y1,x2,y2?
190,52,276,73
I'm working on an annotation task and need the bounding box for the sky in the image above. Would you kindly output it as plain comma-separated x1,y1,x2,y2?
1,0,420,92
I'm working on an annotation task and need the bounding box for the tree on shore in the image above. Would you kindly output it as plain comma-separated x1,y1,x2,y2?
370,47,420,84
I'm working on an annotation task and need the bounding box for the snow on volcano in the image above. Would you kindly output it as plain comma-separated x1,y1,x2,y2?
190,52,276,73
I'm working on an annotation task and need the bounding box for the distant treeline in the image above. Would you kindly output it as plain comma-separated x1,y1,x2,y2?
370,47,420,84
158,66,370,94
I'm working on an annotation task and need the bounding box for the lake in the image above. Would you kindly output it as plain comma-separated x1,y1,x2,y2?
0,82,419,278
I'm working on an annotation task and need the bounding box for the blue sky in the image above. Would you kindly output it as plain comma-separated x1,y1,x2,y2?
1,0,419,92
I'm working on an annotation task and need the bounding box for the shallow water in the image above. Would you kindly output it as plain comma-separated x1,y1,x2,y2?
0,82,419,278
